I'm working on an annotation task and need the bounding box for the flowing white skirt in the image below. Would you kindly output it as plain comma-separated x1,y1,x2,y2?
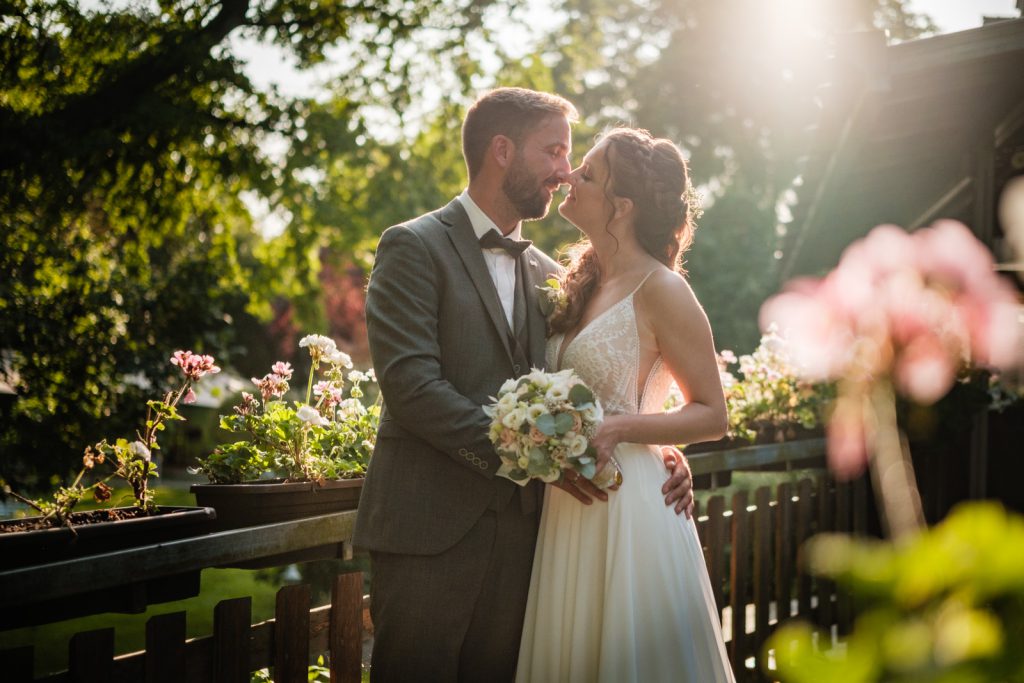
515,442,735,683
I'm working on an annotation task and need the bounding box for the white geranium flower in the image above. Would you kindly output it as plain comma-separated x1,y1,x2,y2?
129,440,152,462
299,334,340,364
296,405,329,426
338,398,367,420
327,349,354,369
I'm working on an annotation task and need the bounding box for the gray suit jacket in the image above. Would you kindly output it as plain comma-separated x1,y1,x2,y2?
354,198,560,555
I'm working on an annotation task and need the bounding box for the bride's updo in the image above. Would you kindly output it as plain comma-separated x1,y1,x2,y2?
549,127,699,335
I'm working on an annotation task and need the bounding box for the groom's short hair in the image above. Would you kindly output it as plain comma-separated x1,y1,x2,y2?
462,87,578,180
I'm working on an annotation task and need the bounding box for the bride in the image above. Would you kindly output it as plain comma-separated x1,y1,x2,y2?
515,127,736,682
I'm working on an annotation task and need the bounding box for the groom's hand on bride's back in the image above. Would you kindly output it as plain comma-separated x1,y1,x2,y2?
661,446,694,519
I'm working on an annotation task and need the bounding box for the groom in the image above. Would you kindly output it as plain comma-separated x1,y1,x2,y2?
355,87,694,682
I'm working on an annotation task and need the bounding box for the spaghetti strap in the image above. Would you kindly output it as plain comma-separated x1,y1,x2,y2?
628,269,659,297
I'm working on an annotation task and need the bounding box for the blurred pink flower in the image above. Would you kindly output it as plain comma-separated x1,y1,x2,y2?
762,221,1019,401
763,221,1020,484
183,387,198,405
826,395,868,479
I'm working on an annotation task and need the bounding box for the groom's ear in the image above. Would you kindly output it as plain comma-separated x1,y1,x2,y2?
491,134,515,169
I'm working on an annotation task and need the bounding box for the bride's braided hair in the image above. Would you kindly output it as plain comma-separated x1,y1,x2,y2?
549,127,698,335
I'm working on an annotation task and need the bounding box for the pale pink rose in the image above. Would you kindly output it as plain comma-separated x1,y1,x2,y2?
571,412,583,433
529,427,547,445
500,429,517,449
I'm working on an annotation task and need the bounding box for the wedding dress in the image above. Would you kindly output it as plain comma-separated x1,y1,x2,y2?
515,272,735,683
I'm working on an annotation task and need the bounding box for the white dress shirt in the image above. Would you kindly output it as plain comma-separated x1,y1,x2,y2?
458,190,521,329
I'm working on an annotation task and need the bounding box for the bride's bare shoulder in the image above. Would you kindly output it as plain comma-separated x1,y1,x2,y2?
640,267,700,308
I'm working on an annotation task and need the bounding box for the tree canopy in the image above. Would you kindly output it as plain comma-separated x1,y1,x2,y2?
1,0,936,490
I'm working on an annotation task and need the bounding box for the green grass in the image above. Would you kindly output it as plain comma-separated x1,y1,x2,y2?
0,566,289,676
694,468,822,510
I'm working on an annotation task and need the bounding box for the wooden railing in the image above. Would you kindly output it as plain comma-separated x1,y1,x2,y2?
0,512,364,683
1,438,868,683
690,438,870,681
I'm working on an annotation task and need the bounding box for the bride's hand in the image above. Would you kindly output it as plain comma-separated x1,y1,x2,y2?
591,416,626,478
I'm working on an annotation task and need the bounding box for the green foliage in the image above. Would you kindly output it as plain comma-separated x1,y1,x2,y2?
0,0,500,492
769,502,1024,682
717,328,835,443
192,340,378,484
3,352,218,522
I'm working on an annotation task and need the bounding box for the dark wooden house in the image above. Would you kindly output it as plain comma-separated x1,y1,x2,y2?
781,10,1024,518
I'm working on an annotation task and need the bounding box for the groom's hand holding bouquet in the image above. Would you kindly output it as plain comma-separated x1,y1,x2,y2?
484,368,622,502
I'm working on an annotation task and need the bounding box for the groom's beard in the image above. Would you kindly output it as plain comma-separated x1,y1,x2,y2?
504,159,556,221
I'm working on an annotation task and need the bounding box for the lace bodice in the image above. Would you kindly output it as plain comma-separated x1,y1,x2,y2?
545,274,675,416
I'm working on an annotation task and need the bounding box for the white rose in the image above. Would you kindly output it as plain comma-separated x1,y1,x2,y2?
568,433,588,456
501,406,527,430
546,384,569,402
297,405,329,426
496,391,519,413
526,403,548,425
499,377,519,395
581,403,603,425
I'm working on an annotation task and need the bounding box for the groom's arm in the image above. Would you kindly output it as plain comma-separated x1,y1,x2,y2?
366,224,500,476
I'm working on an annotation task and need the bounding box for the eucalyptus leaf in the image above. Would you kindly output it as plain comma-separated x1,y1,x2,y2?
527,447,550,477
535,413,557,436
569,383,594,406
554,412,575,435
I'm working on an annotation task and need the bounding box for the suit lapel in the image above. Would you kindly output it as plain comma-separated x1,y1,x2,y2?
440,199,515,363
520,247,550,370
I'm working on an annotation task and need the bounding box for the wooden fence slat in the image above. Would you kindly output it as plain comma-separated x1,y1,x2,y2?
331,572,364,683
774,482,794,625
853,475,869,536
729,490,750,674
214,597,251,683
1,645,34,683
815,477,835,637
795,478,815,618
69,628,114,683
835,481,854,636
752,487,773,659
275,584,311,683
145,611,186,683
706,495,727,616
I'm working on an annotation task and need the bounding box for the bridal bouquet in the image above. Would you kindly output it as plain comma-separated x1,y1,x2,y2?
484,368,620,489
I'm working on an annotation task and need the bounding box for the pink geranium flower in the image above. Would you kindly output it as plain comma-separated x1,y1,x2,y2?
171,350,221,382
761,221,1019,479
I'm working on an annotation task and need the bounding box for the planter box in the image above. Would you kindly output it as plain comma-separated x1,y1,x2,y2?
190,478,363,568
0,506,216,628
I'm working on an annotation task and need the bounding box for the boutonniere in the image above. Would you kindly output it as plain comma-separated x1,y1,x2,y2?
536,278,567,318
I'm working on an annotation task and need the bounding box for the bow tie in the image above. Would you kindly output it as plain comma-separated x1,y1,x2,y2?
479,229,532,258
